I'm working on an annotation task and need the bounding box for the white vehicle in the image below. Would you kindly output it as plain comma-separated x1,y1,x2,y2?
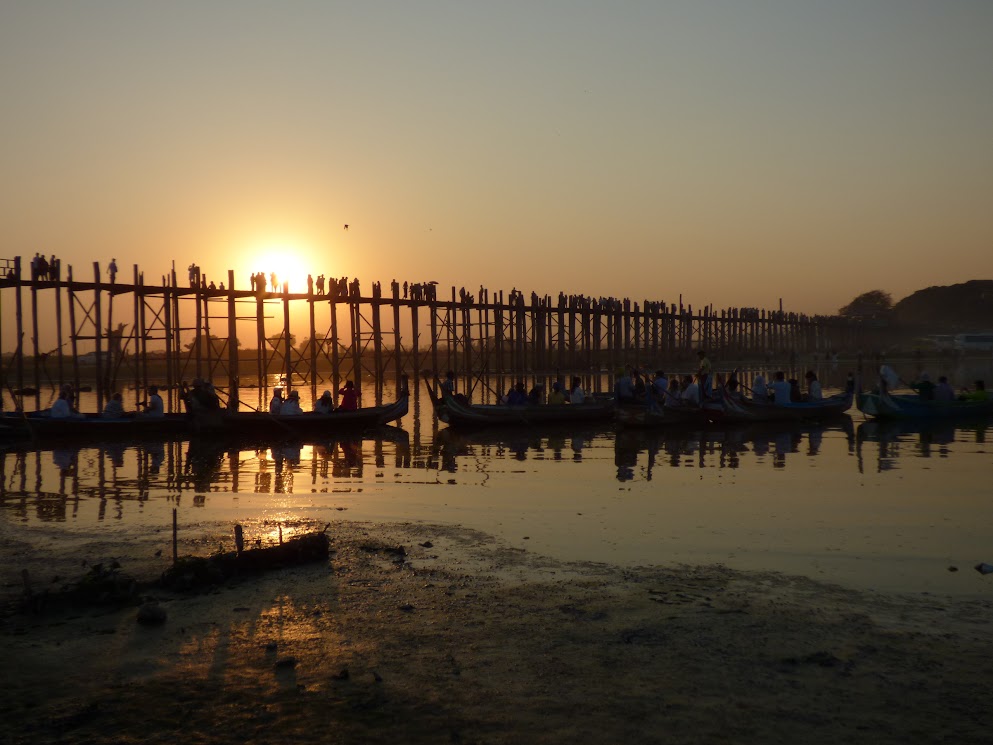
954,333,993,352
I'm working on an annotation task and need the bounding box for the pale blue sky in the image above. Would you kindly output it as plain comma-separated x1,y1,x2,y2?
2,0,991,318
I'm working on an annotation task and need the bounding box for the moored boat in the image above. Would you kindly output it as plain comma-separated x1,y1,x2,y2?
0,411,192,440
856,391,993,420
191,394,409,435
1,394,408,440
718,389,853,423
435,390,614,427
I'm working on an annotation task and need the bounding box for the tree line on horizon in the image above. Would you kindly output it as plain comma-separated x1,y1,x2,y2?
838,280,993,332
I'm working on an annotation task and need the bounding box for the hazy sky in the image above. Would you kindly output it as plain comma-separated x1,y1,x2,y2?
2,0,991,318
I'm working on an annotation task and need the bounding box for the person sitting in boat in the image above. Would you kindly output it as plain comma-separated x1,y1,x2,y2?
909,372,935,400
147,386,165,417
337,380,358,411
137,385,165,417
568,377,586,404
314,390,335,414
50,389,83,419
281,390,303,415
102,392,126,418
697,349,713,397
632,370,647,399
527,383,544,405
725,378,743,401
804,371,822,402
770,371,791,405
506,382,528,405
962,380,988,402
185,379,221,412
664,377,681,406
614,368,636,404
680,375,700,405
652,370,669,401
547,381,567,405
789,378,803,403
441,371,456,397
934,376,955,402
269,388,284,414
440,371,469,405
751,373,768,402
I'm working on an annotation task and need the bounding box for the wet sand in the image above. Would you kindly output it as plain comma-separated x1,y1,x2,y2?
2,518,992,744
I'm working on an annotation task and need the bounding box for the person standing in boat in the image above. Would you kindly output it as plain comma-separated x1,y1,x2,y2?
804,371,823,402
269,388,284,414
337,380,358,411
281,390,303,415
314,390,335,414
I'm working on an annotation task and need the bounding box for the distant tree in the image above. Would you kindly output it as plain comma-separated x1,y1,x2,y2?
839,290,893,319
265,332,297,350
184,335,239,354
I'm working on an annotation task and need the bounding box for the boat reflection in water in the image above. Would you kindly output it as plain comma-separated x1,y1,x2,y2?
431,424,609,472
0,426,411,524
855,418,987,473
613,417,856,481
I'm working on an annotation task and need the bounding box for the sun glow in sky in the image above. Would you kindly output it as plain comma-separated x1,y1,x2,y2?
239,240,323,294
1,0,992,341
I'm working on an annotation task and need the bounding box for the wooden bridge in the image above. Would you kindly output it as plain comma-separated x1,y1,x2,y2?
0,256,863,410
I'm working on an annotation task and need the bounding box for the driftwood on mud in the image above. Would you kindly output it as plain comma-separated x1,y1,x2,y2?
159,526,331,591
10,526,332,614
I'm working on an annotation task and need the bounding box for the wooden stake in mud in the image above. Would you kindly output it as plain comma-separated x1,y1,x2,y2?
172,508,178,565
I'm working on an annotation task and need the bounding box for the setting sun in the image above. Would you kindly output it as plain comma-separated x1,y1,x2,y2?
241,241,320,293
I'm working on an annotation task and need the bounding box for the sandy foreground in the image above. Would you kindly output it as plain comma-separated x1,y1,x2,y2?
1,517,992,745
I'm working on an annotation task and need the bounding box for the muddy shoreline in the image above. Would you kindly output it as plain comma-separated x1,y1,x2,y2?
2,518,992,744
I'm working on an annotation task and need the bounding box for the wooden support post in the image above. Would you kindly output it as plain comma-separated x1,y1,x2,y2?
227,270,239,408
14,257,24,406
283,282,292,392
392,283,402,389
93,262,104,410
133,266,142,406
372,291,383,395
255,291,265,398
308,277,317,403
30,274,40,405
55,263,65,392
409,299,418,383
329,294,340,393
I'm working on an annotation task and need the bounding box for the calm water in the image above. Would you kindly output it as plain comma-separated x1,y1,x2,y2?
2,372,993,597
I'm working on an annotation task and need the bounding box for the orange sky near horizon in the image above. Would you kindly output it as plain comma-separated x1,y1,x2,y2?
2,1,991,351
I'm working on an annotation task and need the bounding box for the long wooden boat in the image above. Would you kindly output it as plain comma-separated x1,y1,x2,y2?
0,395,408,440
191,394,409,435
435,390,614,426
0,411,192,439
856,391,993,420
717,389,853,423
